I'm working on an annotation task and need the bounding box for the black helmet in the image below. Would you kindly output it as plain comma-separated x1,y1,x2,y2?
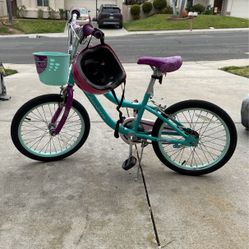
73,44,126,94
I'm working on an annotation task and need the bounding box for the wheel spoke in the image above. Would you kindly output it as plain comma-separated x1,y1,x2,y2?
16,98,87,157
154,103,233,173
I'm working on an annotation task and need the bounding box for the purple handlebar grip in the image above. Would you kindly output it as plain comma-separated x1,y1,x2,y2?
83,24,94,37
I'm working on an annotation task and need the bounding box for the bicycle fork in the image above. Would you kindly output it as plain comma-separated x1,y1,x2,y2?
49,85,74,136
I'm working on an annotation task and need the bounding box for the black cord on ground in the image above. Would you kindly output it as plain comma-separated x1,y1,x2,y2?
135,144,161,248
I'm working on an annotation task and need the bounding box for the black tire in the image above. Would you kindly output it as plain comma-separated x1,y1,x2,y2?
11,94,90,162
152,100,237,175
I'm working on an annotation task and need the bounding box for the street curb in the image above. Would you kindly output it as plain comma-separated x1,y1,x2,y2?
0,27,248,39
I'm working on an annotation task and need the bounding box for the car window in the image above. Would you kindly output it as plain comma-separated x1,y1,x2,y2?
102,7,120,14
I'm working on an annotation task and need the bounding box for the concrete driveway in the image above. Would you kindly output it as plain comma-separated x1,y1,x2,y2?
0,59,248,249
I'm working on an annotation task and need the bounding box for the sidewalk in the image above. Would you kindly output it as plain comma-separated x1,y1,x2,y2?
0,58,248,249
0,27,248,39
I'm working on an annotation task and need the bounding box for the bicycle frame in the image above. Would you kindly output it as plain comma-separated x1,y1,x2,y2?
51,67,196,147
52,18,196,146
85,91,190,144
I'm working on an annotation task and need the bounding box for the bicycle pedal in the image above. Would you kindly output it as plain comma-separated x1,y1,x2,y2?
122,156,137,171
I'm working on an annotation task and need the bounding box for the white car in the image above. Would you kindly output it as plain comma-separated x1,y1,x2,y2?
70,7,91,25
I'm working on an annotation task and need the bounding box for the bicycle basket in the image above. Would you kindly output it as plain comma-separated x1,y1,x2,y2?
33,51,70,86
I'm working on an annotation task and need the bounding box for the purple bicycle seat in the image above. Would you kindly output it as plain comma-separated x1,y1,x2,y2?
137,56,182,73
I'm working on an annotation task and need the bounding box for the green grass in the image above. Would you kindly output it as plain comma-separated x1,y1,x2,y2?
222,66,249,78
4,69,18,76
0,25,9,34
12,19,66,33
124,14,249,31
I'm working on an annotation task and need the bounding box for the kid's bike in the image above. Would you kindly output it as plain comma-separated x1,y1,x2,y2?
11,14,237,176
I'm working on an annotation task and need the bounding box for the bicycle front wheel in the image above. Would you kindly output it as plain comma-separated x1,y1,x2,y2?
11,94,90,161
152,100,237,175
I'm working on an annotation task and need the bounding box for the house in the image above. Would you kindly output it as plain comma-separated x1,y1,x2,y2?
0,0,123,19
0,0,248,19
0,0,7,16
177,0,249,18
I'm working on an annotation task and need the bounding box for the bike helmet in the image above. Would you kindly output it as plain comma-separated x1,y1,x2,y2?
72,44,126,94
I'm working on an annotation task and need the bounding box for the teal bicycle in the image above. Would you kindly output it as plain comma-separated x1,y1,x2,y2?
10,15,237,176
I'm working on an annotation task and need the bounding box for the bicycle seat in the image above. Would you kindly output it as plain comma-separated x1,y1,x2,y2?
137,56,182,73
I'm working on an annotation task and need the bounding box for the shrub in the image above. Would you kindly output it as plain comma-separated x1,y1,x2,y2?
153,0,167,12
192,4,205,14
130,4,141,19
17,5,26,18
162,5,173,14
37,9,44,19
59,9,66,19
142,1,153,14
204,5,214,15
48,6,57,19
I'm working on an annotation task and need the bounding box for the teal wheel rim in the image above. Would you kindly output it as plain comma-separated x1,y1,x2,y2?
158,108,231,171
18,102,85,158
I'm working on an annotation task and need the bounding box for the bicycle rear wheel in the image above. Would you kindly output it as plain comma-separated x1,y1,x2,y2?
152,100,237,175
11,94,90,161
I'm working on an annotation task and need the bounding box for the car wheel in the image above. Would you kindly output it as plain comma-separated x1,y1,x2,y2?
118,23,123,29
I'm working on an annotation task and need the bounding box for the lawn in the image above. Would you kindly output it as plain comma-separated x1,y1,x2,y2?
0,25,9,34
222,66,249,78
1,15,248,34
5,68,18,76
9,19,66,34
124,14,249,31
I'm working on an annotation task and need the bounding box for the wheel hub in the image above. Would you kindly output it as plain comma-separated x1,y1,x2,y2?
184,128,199,146
48,123,56,136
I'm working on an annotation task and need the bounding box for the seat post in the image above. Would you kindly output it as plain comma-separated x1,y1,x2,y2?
146,68,162,96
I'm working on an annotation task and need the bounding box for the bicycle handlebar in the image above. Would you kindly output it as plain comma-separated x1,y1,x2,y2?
82,24,104,41
67,13,105,58
69,11,104,41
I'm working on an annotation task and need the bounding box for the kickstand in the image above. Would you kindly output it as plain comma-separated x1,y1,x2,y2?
134,142,161,248
122,137,137,171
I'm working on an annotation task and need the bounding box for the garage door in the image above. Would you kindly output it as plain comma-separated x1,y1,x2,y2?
230,0,248,19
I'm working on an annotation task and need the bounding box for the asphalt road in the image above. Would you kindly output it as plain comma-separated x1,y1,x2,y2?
0,30,248,64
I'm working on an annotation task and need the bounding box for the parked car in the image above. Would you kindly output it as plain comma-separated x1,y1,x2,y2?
97,4,123,29
70,7,91,25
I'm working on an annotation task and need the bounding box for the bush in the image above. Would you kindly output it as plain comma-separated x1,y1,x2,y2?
17,5,26,18
59,9,66,19
37,9,44,19
142,1,153,14
130,4,141,19
153,0,167,12
162,5,173,14
204,5,214,15
192,4,205,14
48,6,57,19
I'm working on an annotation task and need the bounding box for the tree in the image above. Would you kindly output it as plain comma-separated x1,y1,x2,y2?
6,0,13,24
